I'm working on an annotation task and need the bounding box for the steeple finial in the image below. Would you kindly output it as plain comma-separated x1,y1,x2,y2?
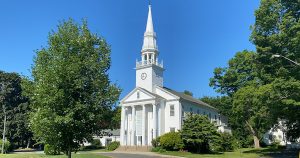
145,4,154,33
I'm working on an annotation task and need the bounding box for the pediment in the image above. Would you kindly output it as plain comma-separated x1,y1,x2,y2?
121,87,156,103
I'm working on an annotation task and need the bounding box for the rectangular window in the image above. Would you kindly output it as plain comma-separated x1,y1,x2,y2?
170,105,175,116
170,127,175,132
137,91,140,99
190,107,193,113
197,109,200,114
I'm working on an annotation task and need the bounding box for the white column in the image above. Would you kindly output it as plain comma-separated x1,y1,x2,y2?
120,106,125,146
153,104,157,139
131,105,136,146
147,54,149,64
142,104,146,146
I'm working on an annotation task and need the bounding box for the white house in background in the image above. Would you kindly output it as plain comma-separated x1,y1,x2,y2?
263,121,300,149
84,129,120,147
119,4,231,147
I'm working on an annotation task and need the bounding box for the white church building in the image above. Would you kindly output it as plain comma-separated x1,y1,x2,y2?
120,5,231,147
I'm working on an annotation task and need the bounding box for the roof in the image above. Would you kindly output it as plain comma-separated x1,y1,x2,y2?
101,129,120,136
162,87,218,111
140,87,164,99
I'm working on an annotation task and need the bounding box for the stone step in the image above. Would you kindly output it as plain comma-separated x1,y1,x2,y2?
116,146,152,152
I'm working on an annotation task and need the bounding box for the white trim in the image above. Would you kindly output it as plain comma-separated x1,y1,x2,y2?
120,87,155,103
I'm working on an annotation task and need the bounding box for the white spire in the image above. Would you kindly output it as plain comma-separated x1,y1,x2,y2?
142,4,158,53
145,5,154,33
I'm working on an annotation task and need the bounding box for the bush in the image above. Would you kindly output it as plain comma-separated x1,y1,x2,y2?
44,144,60,155
160,132,184,151
181,114,220,153
151,147,161,152
212,132,236,152
151,136,160,147
106,141,120,151
0,139,10,153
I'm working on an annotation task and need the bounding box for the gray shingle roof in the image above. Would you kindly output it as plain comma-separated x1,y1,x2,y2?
163,87,218,111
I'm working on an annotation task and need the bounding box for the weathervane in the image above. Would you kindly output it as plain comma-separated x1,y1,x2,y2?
149,0,151,5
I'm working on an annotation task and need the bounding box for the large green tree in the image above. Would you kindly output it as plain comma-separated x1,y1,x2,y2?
232,85,274,148
251,0,300,140
209,51,263,148
210,50,260,96
23,19,120,158
0,71,33,150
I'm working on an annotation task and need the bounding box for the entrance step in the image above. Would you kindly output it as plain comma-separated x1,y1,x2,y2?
115,146,152,152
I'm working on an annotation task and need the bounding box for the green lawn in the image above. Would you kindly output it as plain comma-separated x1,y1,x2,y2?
0,150,109,158
157,148,276,158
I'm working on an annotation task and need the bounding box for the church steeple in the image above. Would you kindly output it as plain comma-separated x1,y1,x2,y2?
136,4,164,92
141,5,159,63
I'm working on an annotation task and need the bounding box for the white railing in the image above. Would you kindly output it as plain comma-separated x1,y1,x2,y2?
136,59,163,68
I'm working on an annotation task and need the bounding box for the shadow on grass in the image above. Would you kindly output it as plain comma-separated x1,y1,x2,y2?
243,148,299,158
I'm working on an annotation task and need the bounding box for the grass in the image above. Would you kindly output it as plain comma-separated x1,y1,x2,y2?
0,149,109,158
157,148,277,158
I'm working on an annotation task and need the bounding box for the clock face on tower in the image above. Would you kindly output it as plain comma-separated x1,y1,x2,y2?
141,73,147,80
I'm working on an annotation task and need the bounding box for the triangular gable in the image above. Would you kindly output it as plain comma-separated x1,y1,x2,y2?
155,86,179,100
121,87,155,103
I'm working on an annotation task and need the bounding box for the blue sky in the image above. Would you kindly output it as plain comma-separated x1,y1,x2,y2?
0,0,260,99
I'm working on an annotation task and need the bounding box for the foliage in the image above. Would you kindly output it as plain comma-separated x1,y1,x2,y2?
91,139,102,148
200,96,232,118
44,144,60,155
110,106,121,129
250,0,300,140
183,90,193,96
23,19,120,158
81,139,102,150
106,141,119,151
151,136,160,148
209,50,259,96
251,0,300,82
151,146,161,152
0,71,33,149
181,114,220,153
269,78,300,139
233,84,275,148
215,132,236,152
159,132,184,151
0,139,10,153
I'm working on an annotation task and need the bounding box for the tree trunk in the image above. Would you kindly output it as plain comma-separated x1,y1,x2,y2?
253,135,260,148
26,139,30,149
68,145,71,158
2,107,6,154
245,121,260,148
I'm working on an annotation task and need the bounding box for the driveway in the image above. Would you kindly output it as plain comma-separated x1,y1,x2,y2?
98,152,181,158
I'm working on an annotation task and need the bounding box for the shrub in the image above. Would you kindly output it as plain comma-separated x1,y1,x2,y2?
106,141,120,151
0,140,10,153
151,147,161,152
212,132,236,152
181,114,220,153
151,136,160,147
160,132,184,151
44,144,60,155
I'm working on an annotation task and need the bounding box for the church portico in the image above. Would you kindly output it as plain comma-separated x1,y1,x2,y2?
120,98,160,146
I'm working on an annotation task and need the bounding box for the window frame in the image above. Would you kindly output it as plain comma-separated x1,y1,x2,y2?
170,104,175,116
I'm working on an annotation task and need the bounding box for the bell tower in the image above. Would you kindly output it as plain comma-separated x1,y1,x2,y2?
136,4,164,92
